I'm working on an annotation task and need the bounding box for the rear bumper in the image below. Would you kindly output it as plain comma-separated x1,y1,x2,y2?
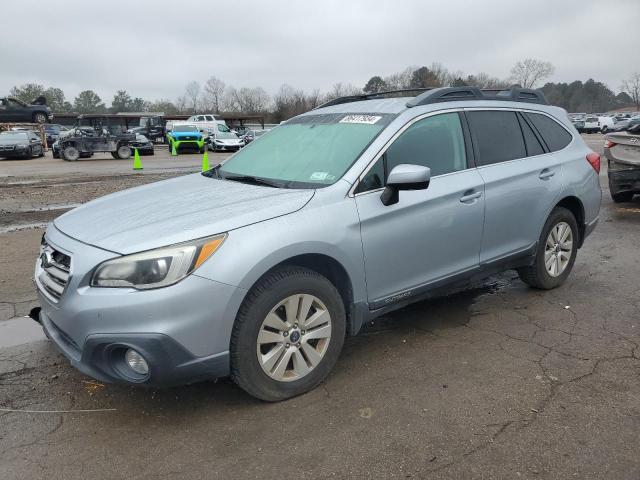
35,307,230,386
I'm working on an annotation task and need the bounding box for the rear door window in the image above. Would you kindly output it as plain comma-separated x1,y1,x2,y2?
525,113,572,152
467,111,526,165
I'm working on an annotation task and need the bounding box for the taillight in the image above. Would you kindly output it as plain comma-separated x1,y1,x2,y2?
604,139,616,148
586,152,601,174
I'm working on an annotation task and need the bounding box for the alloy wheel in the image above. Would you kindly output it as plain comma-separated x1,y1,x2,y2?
544,221,573,277
256,294,332,382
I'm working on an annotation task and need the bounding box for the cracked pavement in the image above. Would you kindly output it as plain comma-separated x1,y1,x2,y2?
1,136,639,479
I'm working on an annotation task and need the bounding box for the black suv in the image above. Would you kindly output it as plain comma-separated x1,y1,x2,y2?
0,96,52,124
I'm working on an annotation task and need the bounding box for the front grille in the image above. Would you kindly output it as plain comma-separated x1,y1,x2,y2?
0,145,16,151
37,242,71,302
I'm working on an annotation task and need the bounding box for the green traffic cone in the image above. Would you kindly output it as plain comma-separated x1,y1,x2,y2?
132,148,143,170
171,142,177,156
201,148,210,172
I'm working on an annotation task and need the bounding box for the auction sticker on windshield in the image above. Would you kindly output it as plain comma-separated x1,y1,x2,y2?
339,115,382,124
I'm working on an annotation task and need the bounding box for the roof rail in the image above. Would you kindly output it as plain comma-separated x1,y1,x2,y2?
406,86,549,107
314,88,430,109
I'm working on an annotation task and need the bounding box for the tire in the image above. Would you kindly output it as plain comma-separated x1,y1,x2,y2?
601,126,608,133
611,191,634,203
230,266,346,401
62,145,80,162
23,147,33,159
517,207,578,290
32,112,48,124
38,147,44,157
116,145,131,159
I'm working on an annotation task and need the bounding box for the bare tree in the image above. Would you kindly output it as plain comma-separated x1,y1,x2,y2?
384,67,414,90
468,72,510,89
621,72,640,110
184,81,200,113
175,95,188,113
203,76,226,113
510,59,555,89
224,86,270,113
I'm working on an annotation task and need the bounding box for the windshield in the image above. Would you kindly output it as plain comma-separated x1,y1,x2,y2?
0,133,27,140
217,124,231,132
217,113,392,188
217,132,238,139
173,125,198,132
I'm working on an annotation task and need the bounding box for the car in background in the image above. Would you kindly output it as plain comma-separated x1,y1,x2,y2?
571,119,585,133
605,126,640,202
130,134,154,155
57,120,135,161
44,124,69,147
583,116,600,133
185,114,227,135
166,124,205,154
207,130,245,151
127,115,166,142
0,131,45,159
242,129,269,144
598,116,615,133
0,96,52,124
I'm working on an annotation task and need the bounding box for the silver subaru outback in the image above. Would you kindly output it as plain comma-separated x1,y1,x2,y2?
34,87,601,401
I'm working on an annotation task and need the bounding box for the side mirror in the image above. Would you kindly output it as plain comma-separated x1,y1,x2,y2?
380,164,431,206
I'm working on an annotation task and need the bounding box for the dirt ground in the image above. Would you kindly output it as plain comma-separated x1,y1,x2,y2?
1,135,640,479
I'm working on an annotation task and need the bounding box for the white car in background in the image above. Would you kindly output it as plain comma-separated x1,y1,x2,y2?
597,116,615,133
583,116,600,133
186,114,228,135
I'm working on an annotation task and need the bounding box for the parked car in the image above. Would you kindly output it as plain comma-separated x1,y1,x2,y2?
208,130,245,151
44,124,69,147
0,96,52,124
242,129,268,144
185,114,227,135
32,87,601,401
598,116,615,133
583,116,600,133
166,124,205,153
58,116,135,161
130,134,154,155
604,128,640,202
571,119,585,133
0,130,45,159
127,115,166,142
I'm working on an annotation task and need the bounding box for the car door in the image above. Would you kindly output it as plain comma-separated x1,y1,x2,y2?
354,111,485,307
465,109,565,264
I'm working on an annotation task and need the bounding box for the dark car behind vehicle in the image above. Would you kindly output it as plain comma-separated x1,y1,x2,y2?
0,131,45,159
44,124,69,146
605,125,640,203
0,97,52,124
130,134,154,155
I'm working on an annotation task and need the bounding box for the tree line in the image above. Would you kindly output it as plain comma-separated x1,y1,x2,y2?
7,59,640,123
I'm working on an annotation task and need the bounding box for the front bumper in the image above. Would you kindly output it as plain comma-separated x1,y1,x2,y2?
35,225,247,386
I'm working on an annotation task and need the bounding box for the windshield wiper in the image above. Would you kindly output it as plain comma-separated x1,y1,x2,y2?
222,174,285,188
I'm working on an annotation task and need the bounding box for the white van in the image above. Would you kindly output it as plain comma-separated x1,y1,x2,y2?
186,114,227,135
583,116,599,133
597,116,615,133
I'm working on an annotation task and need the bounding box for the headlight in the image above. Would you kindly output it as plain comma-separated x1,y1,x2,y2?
16,145,27,150
91,234,226,289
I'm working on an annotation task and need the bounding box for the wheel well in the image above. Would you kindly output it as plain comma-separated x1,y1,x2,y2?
555,196,585,246
257,254,355,333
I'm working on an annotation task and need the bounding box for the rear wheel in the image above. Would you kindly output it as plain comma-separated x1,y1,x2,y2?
61,145,80,161
611,191,634,203
32,112,47,124
517,207,578,290
116,145,131,159
231,266,346,401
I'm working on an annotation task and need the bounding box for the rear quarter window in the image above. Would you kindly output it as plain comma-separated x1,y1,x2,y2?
525,113,572,152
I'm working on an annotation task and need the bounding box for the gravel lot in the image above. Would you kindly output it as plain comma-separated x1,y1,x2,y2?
1,134,639,479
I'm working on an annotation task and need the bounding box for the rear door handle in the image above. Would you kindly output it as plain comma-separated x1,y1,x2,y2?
539,169,555,180
460,191,482,203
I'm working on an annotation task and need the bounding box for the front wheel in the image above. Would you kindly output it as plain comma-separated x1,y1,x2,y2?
517,207,578,290
32,112,48,124
230,266,346,401
61,145,80,161
116,145,131,159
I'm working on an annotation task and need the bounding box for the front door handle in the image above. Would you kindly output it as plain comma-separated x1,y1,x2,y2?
460,191,482,203
539,169,555,180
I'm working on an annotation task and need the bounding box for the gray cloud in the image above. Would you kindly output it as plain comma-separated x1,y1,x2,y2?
1,0,638,103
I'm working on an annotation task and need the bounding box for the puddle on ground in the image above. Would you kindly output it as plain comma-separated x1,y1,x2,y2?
0,316,46,348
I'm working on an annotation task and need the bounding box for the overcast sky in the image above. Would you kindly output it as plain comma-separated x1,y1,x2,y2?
1,0,638,103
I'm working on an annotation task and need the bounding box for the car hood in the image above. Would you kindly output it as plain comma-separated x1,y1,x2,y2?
215,138,242,144
54,174,314,254
0,138,26,145
171,131,202,139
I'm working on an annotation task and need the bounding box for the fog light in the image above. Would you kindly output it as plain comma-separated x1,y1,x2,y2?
125,349,149,375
